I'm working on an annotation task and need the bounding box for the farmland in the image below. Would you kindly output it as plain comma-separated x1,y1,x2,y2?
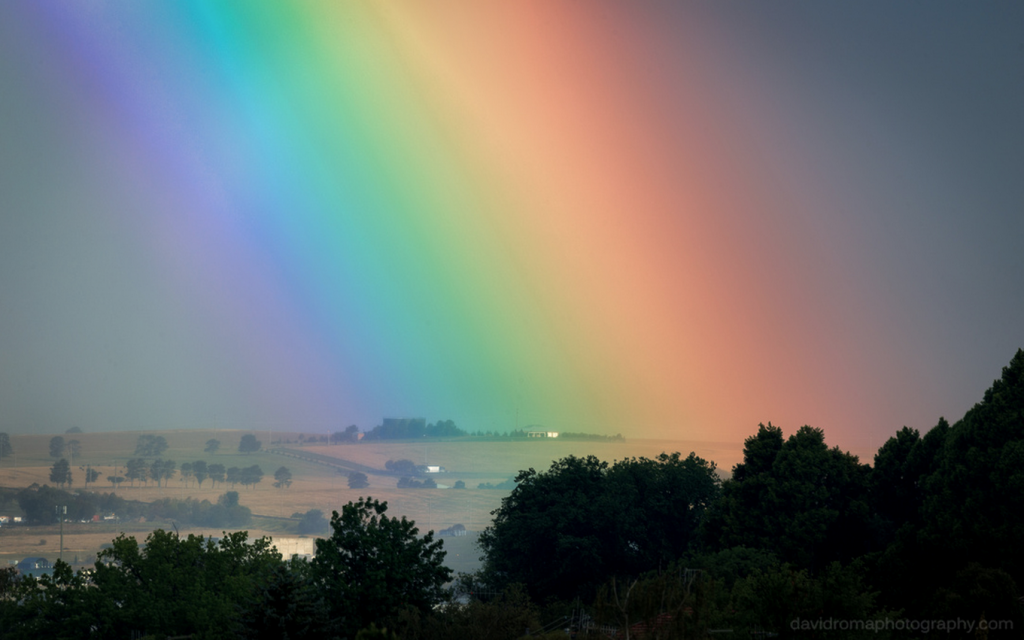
0,429,746,573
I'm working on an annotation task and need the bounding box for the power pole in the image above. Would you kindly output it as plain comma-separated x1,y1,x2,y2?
57,505,66,562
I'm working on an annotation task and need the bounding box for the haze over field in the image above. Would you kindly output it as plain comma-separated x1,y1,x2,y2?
1,2,1022,453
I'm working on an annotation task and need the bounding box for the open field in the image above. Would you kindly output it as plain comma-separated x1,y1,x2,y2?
0,429,751,572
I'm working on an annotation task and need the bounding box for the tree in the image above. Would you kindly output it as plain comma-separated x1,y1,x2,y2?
241,465,264,488
0,432,12,459
192,460,208,487
348,472,369,489
453,480,466,489
311,497,452,636
425,419,466,437
66,426,83,434
331,425,361,444
385,459,418,475
702,424,873,571
179,462,194,487
67,439,81,460
82,466,100,487
208,463,226,488
869,350,1024,622
49,458,72,488
344,424,360,442
239,434,262,454
88,529,284,638
297,509,329,534
149,459,176,487
125,458,149,487
480,452,720,602
49,436,65,458
273,466,292,489
135,434,168,457
204,439,220,454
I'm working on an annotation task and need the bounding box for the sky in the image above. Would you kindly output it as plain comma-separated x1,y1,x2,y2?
1,1,1022,453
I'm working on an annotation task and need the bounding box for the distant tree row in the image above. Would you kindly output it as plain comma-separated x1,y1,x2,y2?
48,436,81,460
330,425,361,443
12,482,254,530
363,419,467,440
146,491,253,528
384,458,419,475
134,434,168,457
397,476,437,489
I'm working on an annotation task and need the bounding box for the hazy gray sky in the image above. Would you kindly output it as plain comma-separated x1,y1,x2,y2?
1,2,1021,451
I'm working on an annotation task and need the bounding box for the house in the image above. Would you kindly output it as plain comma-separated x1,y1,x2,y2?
16,557,53,577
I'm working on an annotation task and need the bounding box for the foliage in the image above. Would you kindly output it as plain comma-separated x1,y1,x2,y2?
148,458,176,487
386,458,419,475
332,424,361,443
273,465,292,488
453,480,466,489
82,465,100,486
593,566,713,640
134,434,168,457
871,349,1024,622
239,434,262,453
125,458,149,486
365,418,426,440
425,419,466,437
297,508,329,534
398,476,437,489
143,491,252,528
349,471,370,489
356,622,399,640
702,424,874,570
404,584,541,640
235,464,264,488
15,485,131,525
48,435,65,458
207,462,226,487
244,465,263,487
477,478,517,490
86,529,283,638
480,452,719,602
192,459,208,487
49,458,72,487
311,497,452,636
204,438,220,453
236,558,327,639
920,349,1024,578
67,439,81,459
0,433,12,459
725,561,891,639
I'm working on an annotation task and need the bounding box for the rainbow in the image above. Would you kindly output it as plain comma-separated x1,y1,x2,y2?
3,2,960,448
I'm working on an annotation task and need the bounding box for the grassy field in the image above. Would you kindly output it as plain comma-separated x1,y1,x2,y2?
0,429,746,573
